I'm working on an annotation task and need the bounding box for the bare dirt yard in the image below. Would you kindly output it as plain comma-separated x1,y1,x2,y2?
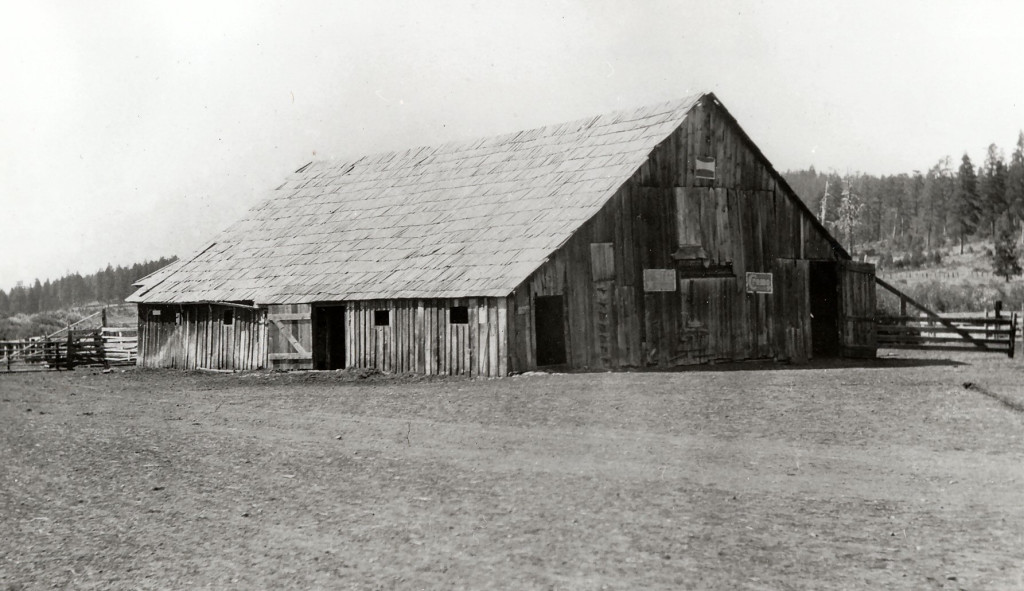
2,351,1024,590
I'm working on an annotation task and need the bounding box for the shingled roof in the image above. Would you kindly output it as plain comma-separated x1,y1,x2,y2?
129,93,706,304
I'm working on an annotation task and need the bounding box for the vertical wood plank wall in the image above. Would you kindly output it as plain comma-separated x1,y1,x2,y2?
839,261,878,358
137,303,267,370
267,304,313,370
335,298,508,378
508,94,855,373
141,299,511,377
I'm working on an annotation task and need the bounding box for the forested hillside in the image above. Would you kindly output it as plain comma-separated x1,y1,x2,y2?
784,132,1024,263
0,257,177,316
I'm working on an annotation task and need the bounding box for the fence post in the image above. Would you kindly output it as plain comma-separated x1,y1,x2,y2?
5,343,10,372
98,330,108,369
1011,313,1017,359
66,329,74,371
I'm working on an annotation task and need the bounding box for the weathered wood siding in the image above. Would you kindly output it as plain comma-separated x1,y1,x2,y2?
509,95,849,372
137,303,267,370
267,304,313,370
773,258,811,363
839,261,877,358
265,298,509,377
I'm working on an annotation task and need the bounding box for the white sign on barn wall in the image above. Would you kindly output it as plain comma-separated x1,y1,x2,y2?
745,272,773,294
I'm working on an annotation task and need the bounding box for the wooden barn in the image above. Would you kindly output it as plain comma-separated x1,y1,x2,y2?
127,92,876,375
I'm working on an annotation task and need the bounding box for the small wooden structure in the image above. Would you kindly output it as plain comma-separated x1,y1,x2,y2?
129,93,876,375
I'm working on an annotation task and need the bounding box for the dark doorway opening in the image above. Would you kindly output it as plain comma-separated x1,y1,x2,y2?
313,305,346,370
809,262,840,357
535,295,567,366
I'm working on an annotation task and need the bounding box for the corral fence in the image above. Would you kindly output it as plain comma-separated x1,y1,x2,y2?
0,309,137,372
876,277,1019,358
878,268,994,281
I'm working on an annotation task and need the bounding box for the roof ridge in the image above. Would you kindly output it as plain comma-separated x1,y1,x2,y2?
299,93,707,175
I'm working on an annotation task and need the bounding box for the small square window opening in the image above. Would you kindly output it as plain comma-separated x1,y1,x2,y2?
374,310,390,326
449,306,469,324
224,310,234,325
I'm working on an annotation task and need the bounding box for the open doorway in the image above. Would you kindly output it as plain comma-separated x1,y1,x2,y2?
809,262,840,357
535,295,567,366
313,305,346,370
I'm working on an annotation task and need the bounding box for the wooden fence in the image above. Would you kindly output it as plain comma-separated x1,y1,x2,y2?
876,277,1019,358
877,314,1018,358
1,327,138,372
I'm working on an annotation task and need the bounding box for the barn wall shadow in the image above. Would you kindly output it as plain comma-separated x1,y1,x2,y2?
648,355,967,373
534,355,969,375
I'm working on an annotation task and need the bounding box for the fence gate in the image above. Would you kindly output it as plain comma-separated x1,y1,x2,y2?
876,277,1018,358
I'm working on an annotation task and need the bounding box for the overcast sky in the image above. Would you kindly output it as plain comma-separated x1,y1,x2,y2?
1,0,1021,290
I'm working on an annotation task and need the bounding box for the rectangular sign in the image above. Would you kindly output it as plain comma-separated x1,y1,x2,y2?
643,269,677,292
694,156,716,179
745,272,773,294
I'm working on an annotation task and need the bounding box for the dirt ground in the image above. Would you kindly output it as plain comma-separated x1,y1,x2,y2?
2,351,1023,590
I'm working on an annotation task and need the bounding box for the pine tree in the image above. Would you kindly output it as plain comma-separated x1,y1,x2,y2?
992,216,1023,281
835,178,865,254
1006,131,1024,242
917,159,952,250
953,154,981,253
818,177,834,229
980,144,1008,237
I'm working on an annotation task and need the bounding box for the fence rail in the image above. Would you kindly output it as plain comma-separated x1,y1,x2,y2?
877,314,1017,357
875,277,1019,358
1,326,137,372
878,269,994,281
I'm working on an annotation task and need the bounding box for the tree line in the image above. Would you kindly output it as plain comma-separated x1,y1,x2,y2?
0,257,178,316
784,132,1024,268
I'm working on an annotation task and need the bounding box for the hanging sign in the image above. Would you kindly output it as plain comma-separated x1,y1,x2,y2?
745,272,773,294
695,156,716,180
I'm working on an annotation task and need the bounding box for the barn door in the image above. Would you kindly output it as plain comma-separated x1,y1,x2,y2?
312,305,346,370
809,261,841,357
267,304,313,370
838,260,877,358
535,295,567,366
772,258,810,363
